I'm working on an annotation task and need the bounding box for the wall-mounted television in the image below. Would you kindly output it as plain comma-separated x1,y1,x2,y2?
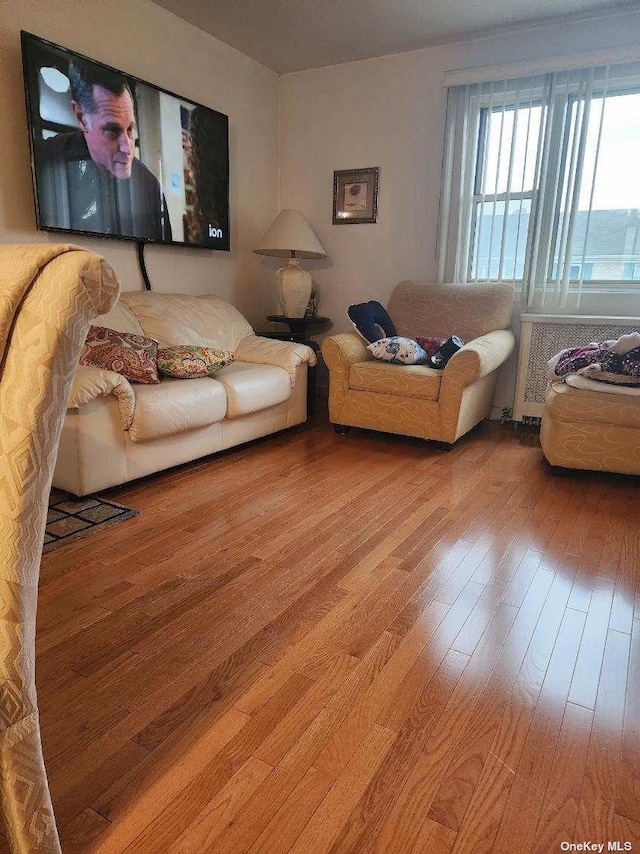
21,31,230,250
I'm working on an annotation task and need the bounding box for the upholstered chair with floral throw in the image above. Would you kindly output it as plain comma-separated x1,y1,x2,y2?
0,245,118,852
322,281,515,446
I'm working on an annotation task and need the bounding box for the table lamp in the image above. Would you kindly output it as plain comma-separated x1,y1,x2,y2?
253,209,327,317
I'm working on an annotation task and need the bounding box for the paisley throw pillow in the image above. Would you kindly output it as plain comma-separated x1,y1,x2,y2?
157,345,235,378
80,326,159,384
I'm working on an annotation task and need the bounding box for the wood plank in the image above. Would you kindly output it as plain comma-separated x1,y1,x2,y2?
213,707,340,853
166,756,272,851
426,564,561,834
314,583,484,781
437,559,580,849
567,576,615,710
288,724,397,853
248,766,333,854
616,617,640,823
252,651,359,766
491,606,587,852
411,817,457,853
372,565,554,853
612,813,640,850
575,628,631,843
532,702,594,853
93,708,249,853
377,600,515,735
95,672,312,845
609,522,640,635
329,648,469,852
132,643,268,751
51,739,149,830
59,808,110,854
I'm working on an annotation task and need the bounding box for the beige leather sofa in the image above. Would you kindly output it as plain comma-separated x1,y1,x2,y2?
53,292,315,496
541,381,640,475
321,281,515,446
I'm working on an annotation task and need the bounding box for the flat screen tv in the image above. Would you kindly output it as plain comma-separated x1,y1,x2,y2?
21,31,230,250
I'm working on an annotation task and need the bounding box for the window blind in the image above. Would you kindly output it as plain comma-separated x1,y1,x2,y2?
437,61,640,306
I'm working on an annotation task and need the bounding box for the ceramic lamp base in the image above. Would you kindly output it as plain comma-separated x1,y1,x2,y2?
276,259,312,317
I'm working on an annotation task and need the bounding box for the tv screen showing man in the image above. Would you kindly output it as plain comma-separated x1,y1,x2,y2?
34,60,171,242
22,32,230,249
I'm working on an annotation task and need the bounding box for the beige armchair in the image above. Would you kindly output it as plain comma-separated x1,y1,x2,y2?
0,245,118,851
322,281,515,446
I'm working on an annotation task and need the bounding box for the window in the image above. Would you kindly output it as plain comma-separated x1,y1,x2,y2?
549,90,640,287
623,261,640,280
438,63,640,305
470,104,542,281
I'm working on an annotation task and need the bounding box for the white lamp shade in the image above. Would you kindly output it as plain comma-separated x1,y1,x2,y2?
253,209,327,259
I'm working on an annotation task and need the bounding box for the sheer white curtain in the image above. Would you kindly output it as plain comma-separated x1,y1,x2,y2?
437,61,640,307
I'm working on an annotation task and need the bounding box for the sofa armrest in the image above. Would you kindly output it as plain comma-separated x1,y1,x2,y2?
69,365,135,430
235,334,316,386
442,329,515,388
321,334,372,421
437,329,515,443
321,333,371,371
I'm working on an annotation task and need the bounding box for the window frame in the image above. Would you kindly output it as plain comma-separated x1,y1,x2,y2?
466,82,640,293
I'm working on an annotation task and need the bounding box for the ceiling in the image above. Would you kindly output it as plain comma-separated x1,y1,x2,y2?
151,0,635,74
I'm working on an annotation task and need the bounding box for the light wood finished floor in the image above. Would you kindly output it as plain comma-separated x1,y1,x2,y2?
27,417,640,851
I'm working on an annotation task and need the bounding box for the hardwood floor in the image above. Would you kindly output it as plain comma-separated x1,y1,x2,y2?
29,415,640,851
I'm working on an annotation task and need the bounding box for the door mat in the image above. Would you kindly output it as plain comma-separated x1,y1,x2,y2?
44,488,140,553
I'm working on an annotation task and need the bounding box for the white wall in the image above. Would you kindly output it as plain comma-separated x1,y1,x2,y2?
279,10,640,408
0,0,279,325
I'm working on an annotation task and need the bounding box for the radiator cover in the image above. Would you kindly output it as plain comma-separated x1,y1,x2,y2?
513,313,640,421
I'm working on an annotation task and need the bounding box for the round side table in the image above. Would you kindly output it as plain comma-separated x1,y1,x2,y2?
265,315,331,343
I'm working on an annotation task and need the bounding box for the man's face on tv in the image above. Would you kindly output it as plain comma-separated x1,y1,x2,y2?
73,86,136,179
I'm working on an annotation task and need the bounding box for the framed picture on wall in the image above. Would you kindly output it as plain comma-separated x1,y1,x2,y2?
333,167,379,224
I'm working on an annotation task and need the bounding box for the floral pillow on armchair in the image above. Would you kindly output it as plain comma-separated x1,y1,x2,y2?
367,336,428,365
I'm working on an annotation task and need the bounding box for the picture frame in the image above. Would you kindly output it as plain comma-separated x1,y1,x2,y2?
333,167,380,224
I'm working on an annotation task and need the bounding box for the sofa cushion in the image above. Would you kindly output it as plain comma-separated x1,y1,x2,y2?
215,361,291,418
95,299,145,335
546,381,640,430
349,361,442,400
129,377,227,442
122,292,253,352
